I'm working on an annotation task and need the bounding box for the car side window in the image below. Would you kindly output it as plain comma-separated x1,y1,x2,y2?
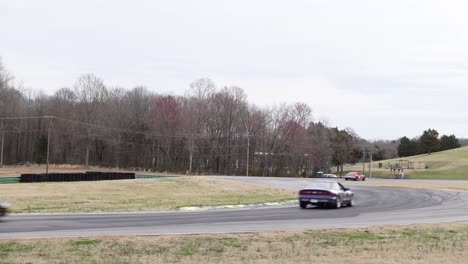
331,183,341,190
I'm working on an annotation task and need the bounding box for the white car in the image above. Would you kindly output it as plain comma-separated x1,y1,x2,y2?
324,174,338,178
298,181,354,209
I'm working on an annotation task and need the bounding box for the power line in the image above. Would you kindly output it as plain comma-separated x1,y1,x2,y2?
0,129,44,133
54,117,235,139
52,130,250,150
0,116,55,121
0,116,307,144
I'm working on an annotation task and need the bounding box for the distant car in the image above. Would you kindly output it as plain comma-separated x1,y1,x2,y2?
0,201,10,217
324,174,338,178
298,181,354,209
344,172,366,181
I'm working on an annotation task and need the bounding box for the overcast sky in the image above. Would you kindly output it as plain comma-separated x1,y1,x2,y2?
2,0,468,140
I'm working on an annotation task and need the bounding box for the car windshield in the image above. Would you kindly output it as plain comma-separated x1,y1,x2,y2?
306,182,339,190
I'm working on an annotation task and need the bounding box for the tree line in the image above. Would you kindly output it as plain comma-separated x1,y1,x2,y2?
1,58,374,176
2,58,463,175
397,129,461,157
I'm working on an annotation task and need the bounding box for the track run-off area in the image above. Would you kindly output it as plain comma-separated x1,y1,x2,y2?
1,176,468,238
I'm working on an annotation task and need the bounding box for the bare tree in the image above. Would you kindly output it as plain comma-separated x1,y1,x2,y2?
73,74,108,168
0,61,369,177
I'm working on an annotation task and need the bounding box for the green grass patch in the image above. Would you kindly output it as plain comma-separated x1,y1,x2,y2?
380,147,468,169
0,242,36,259
409,166,468,179
70,239,102,247
340,146,468,180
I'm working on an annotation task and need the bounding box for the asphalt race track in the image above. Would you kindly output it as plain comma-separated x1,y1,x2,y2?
1,177,468,238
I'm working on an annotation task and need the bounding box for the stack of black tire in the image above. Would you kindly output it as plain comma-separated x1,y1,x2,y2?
20,172,135,183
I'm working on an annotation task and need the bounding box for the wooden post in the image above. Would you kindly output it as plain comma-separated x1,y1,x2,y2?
0,122,4,168
189,136,194,174
46,119,52,175
362,151,366,175
85,128,90,169
246,129,250,177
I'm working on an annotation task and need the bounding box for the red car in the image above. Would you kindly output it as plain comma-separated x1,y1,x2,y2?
344,172,366,181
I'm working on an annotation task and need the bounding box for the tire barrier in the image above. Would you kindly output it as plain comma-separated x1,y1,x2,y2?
20,172,136,183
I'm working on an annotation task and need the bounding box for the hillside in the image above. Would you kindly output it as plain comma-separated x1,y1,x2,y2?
342,146,468,180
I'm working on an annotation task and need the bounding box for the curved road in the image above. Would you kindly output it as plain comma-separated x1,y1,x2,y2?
1,177,468,238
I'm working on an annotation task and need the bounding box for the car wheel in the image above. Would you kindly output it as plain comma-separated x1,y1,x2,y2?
348,199,355,207
354,178,358,181
300,202,308,209
345,178,349,181
362,177,366,181
334,199,342,209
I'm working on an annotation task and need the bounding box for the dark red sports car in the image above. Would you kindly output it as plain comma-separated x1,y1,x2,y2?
344,171,366,181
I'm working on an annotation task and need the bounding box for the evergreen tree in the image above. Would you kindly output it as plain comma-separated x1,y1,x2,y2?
419,129,440,154
440,134,461,150
398,136,420,157
397,137,411,157
372,144,386,161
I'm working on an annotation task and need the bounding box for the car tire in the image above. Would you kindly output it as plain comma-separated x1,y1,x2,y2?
334,199,342,209
300,202,308,209
345,178,349,181
348,199,354,207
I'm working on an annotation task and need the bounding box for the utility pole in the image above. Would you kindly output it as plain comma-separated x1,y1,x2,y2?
85,128,90,169
362,150,366,175
116,134,121,169
156,141,160,169
46,119,52,175
152,142,156,168
189,136,194,174
369,151,373,179
246,130,250,177
0,122,4,168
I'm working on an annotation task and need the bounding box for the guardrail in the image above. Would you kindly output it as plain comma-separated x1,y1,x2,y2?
135,174,175,179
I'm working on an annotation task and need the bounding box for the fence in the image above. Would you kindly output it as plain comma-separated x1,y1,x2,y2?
0,176,20,184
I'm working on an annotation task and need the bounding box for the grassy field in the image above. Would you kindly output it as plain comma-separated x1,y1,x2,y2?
0,177,295,213
340,146,468,180
1,222,467,264
344,179,468,192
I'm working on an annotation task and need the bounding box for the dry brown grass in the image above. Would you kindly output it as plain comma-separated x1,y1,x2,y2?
0,164,147,176
0,177,295,213
1,222,467,264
